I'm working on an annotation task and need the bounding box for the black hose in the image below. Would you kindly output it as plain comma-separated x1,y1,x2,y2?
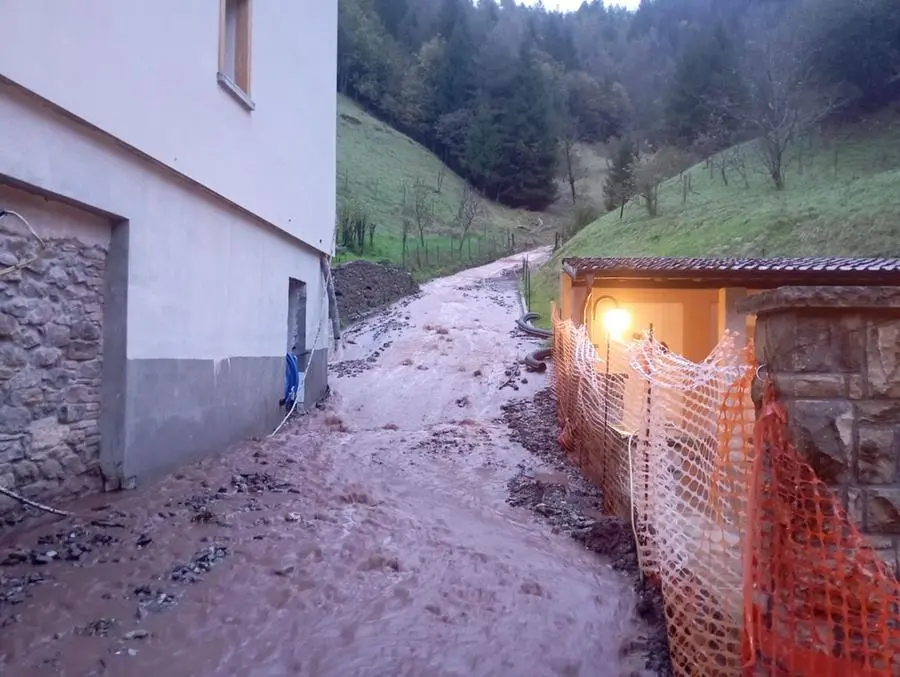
525,348,552,373
516,312,552,339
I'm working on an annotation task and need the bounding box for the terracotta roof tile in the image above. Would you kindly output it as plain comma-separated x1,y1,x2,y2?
562,256,900,288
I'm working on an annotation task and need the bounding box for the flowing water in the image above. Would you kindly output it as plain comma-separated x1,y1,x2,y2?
1,250,655,677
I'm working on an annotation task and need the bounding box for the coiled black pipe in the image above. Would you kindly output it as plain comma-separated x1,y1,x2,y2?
525,347,552,373
518,312,553,372
516,312,552,339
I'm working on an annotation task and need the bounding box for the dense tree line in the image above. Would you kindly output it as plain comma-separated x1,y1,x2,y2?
339,0,900,212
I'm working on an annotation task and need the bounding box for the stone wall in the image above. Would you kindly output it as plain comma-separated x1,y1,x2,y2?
745,286,900,575
0,210,107,520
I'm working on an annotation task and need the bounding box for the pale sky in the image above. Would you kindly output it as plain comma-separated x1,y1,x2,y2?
517,0,642,12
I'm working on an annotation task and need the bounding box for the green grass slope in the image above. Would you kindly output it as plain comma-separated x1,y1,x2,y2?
530,110,900,325
335,95,555,277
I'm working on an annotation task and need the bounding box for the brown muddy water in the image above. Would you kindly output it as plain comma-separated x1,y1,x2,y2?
1,250,660,677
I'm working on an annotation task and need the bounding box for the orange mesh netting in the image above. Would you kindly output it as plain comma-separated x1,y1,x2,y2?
550,306,900,677
744,381,900,676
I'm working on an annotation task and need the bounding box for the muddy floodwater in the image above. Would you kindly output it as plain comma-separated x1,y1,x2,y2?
1,250,658,677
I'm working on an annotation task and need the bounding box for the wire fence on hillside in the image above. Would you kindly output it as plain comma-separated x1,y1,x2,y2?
550,308,900,677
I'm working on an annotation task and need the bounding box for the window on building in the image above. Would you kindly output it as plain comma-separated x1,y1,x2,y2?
219,0,253,106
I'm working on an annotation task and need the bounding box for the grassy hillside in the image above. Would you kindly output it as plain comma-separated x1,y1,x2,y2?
335,96,557,277
529,109,900,326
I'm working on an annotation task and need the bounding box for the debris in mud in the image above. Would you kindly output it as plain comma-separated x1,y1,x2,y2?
231,472,295,494
77,617,116,638
502,389,673,677
499,362,522,391
413,426,490,456
168,545,229,584
133,584,177,615
456,279,518,310
0,570,45,616
332,338,395,377
123,629,151,641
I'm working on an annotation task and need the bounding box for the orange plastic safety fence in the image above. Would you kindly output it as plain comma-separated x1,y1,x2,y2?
550,305,900,677
743,381,900,677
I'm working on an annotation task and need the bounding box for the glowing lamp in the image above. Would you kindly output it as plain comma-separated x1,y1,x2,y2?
602,307,631,341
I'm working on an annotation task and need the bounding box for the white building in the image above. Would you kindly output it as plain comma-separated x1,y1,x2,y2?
0,1,337,507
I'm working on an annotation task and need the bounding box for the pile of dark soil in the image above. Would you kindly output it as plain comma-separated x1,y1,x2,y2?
501,389,673,677
332,260,419,323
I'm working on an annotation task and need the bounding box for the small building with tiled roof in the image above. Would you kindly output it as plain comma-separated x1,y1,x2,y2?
558,256,900,361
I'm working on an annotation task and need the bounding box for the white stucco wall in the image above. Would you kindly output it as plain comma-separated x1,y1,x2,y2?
0,0,336,254
0,185,110,248
0,83,328,361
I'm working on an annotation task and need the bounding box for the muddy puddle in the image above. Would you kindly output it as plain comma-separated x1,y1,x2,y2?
1,249,665,677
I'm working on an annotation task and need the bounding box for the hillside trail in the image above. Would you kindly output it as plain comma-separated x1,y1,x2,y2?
1,247,656,677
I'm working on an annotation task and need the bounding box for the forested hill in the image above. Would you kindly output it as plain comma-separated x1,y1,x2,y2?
338,0,900,215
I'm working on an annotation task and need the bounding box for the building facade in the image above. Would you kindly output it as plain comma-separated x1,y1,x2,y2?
0,1,337,509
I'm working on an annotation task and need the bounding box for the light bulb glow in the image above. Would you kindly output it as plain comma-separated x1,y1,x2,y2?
602,307,631,341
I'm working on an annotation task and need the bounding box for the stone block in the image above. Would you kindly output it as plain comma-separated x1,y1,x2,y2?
58,403,87,424
866,488,900,535
77,360,102,380
793,314,865,374
16,328,41,349
27,416,69,453
0,313,16,338
0,437,25,464
59,453,86,476
788,399,855,484
33,346,62,368
67,340,100,361
13,460,38,484
11,387,43,407
755,313,796,373
779,373,847,399
856,425,899,484
0,406,32,434
848,375,866,399
23,300,55,326
847,488,864,527
857,401,900,426
43,323,71,348
867,320,900,398
71,320,101,341
0,343,28,369
42,367,71,389
37,458,64,482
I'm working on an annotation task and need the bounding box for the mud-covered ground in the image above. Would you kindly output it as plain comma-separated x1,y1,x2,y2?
501,390,673,677
1,247,669,677
332,259,420,324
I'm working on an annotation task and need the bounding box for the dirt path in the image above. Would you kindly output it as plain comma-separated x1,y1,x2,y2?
1,249,660,677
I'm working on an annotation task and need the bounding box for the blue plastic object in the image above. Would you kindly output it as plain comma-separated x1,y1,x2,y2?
282,353,300,411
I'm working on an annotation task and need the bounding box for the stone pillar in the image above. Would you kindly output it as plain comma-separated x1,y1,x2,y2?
717,287,747,352
742,286,900,575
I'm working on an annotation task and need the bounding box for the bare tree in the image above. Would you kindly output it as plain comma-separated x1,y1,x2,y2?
410,178,434,266
633,147,690,218
400,184,412,269
455,184,483,255
435,165,446,194
558,116,586,206
742,27,843,190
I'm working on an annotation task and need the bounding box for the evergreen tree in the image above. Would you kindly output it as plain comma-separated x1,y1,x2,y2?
432,0,476,120
663,22,744,145
466,45,559,210
603,140,637,217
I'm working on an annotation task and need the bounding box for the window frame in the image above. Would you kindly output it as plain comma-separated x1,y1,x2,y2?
217,0,254,111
